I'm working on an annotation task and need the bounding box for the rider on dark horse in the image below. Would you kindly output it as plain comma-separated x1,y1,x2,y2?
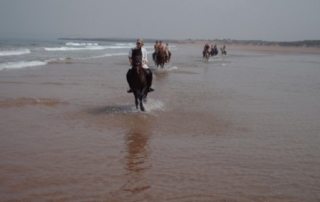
127,38,154,93
210,44,218,56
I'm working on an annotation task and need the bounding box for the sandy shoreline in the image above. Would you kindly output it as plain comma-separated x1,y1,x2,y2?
229,44,320,54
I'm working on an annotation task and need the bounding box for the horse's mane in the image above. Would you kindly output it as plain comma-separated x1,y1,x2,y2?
132,64,147,84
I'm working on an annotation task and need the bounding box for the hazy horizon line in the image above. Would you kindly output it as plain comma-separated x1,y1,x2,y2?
1,36,320,47
1,36,320,43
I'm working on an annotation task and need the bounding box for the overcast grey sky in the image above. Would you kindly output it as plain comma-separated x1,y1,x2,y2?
0,0,319,41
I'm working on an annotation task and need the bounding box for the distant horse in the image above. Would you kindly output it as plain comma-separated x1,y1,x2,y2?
203,49,210,62
128,64,149,111
220,46,227,55
154,49,168,68
210,47,218,56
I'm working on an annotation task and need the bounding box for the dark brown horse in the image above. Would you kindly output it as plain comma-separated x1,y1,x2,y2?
128,64,149,111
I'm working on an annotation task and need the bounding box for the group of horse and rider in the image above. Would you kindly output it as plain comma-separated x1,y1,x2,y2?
203,43,227,61
152,40,172,68
125,38,227,111
126,38,154,111
125,38,172,111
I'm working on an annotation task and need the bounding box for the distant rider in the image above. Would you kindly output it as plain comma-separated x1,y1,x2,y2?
210,44,218,56
203,43,210,56
221,45,227,55
204,43,210,51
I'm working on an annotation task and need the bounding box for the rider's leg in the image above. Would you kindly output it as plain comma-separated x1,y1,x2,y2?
126,69,133,93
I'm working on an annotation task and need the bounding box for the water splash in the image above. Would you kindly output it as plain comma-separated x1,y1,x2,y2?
142,99,165,112
154,66,178,73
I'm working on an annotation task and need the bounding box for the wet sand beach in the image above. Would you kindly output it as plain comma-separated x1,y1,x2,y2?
1,43,320,201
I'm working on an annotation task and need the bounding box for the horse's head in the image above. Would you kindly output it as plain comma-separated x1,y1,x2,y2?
132,63,143,75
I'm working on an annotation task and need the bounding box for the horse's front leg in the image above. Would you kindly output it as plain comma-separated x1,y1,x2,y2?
139,98,145,111
134,93,138,109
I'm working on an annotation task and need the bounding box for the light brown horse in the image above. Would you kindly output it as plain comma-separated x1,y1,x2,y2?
154,49,168,68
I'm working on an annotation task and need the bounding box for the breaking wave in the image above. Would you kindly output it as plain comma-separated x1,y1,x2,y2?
79,52,128,60
65,42,99,46
0,49,31,57
44,46,106,51
0,61,47,70
45,42,132,52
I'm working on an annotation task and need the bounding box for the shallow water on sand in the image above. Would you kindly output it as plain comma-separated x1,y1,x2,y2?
1,45,320,201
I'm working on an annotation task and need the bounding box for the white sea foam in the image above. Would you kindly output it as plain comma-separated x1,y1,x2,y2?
106,45,132,49
115,43,134,47
66,42,99,46
44,45,131,51
0,49,31,56
0,61,47,70
78,52,128,60
44,46,106,51
42,41,133,52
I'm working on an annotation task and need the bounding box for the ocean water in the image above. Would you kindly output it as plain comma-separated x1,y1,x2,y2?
0,38,155,70
1,41,320,201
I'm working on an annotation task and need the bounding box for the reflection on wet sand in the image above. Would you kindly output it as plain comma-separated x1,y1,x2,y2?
0,97,66,108
121,116,152,198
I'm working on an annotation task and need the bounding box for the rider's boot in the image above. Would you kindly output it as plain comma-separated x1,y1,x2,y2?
126,69,133,93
